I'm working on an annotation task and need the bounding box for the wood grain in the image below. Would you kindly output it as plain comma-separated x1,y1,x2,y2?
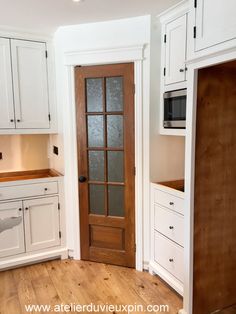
193,61,236,314
75,63,135,267
0,169,62,183
157,180,184,192
0,260,182,314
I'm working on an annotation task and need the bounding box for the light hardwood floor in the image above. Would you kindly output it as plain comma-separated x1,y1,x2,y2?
0,260,182,314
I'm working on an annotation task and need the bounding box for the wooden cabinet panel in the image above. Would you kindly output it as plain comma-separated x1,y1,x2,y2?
195,0,236,51
11,40,50,129
0,201,25,258
24,196,60,252
165,14,187,85
0,38,15,129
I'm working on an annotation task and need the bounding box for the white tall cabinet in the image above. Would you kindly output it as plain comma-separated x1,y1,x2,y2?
0,38,15,129
165,14,187,85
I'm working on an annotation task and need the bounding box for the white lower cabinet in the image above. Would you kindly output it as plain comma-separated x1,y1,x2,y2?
24,197,60,252
150,182,185,295
0,178,66,268
0,201,25,258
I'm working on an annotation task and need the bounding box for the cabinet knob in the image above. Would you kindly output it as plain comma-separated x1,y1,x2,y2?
169,226,174,230
10,119,14,122
17,119,21,122
169,202,174,206
44,188,48,191
179,68,184,72
25,207,29,210
169,258,174,263
185,67,188,71
19,208,22,211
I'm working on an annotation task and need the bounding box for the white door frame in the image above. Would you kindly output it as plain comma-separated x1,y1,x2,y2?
182,48,236,314
63,45,145,271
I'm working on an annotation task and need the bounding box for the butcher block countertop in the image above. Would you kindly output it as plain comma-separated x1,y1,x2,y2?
0,169,63,183
156,179,184,192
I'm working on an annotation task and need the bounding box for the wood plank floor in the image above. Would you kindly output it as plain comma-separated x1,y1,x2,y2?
0,259,182,314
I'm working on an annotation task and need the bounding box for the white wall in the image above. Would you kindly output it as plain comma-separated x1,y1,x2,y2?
54,14,185,266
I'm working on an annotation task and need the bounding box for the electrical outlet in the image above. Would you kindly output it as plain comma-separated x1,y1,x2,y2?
53,146,59,156
0,152,2,160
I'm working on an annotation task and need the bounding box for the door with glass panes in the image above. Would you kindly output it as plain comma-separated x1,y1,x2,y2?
75,63,135,267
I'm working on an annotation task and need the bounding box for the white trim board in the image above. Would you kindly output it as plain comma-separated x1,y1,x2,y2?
63,45,146,271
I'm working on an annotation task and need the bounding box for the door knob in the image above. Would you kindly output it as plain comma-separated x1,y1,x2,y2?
79,176,87,183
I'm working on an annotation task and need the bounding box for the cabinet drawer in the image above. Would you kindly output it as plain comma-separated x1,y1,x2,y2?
0,182,58,201
154,232,184,282
154,189,184,215
154,205,184,246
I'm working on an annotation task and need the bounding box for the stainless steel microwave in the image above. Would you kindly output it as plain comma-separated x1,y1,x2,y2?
163,89,186,129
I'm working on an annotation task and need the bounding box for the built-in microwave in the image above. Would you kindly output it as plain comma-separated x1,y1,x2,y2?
163,89,186,129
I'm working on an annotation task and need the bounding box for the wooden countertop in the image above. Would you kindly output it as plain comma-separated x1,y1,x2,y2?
0,169,63,183
156,179,184,192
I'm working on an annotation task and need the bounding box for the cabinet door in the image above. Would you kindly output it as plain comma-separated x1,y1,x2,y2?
0,38,15,129
24,196,60,252
0,201,25,258
11,40,50,129
195,0,236,51
165,15,187,85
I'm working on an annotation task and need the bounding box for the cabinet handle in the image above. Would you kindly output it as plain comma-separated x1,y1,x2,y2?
185,67,188,71
25,207,29,210
17,119,21,122
169,258,174,263
44,188,48,191
169,202,174,206
19,208,22,211
10,119,14,123
179,68,184,72
169,226,174,230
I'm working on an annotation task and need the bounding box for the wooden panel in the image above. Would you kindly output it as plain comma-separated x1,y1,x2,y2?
90,225,124,250
0,169,62,183
157,180,184,192
193,61,236,314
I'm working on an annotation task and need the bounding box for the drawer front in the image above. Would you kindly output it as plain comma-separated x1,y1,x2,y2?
154,205,184,247
0,182,58,201
154,232,184,282
154,189,184,215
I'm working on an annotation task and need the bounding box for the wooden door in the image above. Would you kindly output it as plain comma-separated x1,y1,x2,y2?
0,201,25,258
75,63,135,268
193,61,236,314
165,14,187,85
0,38,15,129
24,196,60,252
195,0,236,51
11,40,50,129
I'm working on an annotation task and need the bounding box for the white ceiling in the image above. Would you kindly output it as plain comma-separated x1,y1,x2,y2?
0,0,180,34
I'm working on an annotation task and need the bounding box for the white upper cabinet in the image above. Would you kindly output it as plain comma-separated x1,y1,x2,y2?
24,196,60,252
195,0,236,51
11,40,50,129
165,14,187,85
0,201,25,258
0,38,15,129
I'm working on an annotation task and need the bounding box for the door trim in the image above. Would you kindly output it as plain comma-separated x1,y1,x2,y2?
64,45,145,271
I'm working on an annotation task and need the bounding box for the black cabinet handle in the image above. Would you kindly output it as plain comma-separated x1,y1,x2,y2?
169,226,174,230
179,69,184,72
169,258,174,263
79,176,87,183
17,119,21,122
169,202,174,206
19,208,22,211
10,119,14,122
25,207,29,210
44,188,48,191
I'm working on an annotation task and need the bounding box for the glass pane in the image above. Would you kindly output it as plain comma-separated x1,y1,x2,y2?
106,77,123,112
89,151,105,181
108,151,124,182
108,185,125,217
107,115,123,148
86,78,103,112
89,185,105,215
87,116,104,147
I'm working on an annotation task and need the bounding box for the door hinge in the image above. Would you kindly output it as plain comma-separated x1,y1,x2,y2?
194,0,197,8
45,50,48,58
164,67,166,76
58,203,60,210
48,113,51,121
164,34,167,43
59,231,62,239
193,26,197,38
